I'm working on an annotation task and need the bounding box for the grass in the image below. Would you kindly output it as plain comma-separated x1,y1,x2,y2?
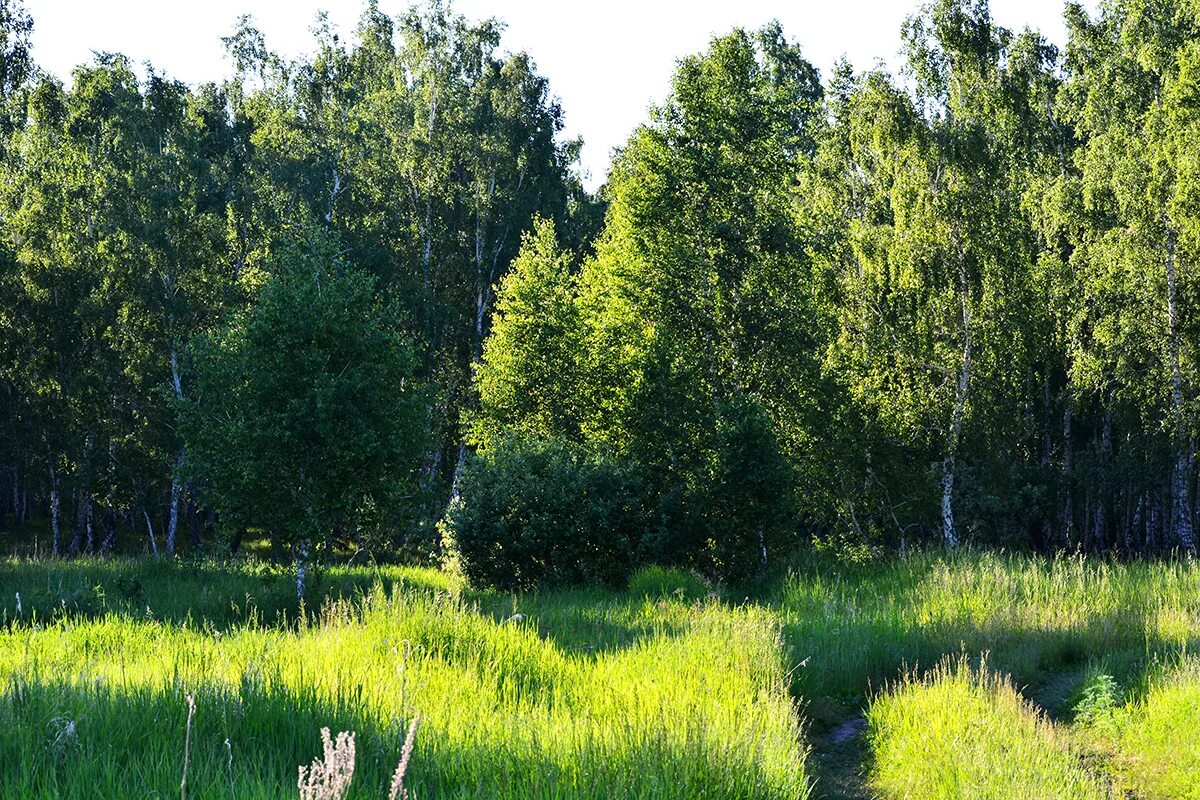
778,551,1200,704
3,546,1200,798
866,658,1108,800
1075,659,1200,799
0,558,809,800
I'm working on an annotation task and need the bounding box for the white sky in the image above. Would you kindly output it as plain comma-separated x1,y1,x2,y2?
28,1,1097,188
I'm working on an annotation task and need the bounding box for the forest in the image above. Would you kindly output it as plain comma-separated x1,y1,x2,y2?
2,0,1199,582
3,0,1200,798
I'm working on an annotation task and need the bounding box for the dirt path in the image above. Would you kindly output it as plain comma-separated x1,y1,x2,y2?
807,714,873,800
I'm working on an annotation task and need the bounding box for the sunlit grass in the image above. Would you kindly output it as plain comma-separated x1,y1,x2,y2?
0,566,809,799
866,658,1108,800
779,550,1200,702
1092,659,1200,799
7,549,1200,798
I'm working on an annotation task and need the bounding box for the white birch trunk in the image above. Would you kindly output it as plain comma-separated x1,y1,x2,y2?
942,241,972,551
144,508,159,556
167,343,186,556
167,449,184,556
1166,229,1194,552
49,464,60,557
295,540,309,601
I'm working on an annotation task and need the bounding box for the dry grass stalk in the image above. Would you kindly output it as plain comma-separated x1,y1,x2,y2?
298,728,356,800
180,693,196,800
387,716,422,800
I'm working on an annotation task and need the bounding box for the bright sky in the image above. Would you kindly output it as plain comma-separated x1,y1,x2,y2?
28,1,1097,188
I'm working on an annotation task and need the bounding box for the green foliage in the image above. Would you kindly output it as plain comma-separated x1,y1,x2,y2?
182,230,424,558
444,433,647,591
472,218,583,448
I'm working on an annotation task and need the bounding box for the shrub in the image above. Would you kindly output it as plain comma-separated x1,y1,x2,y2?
641,397,795,585
443,434,648,591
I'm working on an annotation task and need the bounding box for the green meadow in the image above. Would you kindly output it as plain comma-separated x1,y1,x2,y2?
2,550,1200,799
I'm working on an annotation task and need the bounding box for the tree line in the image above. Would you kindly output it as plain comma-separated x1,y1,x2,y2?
2,0,1199,587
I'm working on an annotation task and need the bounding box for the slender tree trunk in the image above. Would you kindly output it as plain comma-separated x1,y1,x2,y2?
167,343,187,556
68,489,83,555
167,449,184,555
942,241,972,551
295,540,309,602
229,527,244,556
1093,409,1111,551
1062,403,1074,547
449,442,467,501
49,463,60,557
143,507,159,556
1040,378,1053,548
1165,229,1194,552
84,495,94,554
100,506,116,554
21,464,29,523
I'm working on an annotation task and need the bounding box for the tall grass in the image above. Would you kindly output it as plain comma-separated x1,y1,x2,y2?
7,549,1200,798
779,550,1200,702
1094,659,1200,799
0,570,809,799
867,658,1109,800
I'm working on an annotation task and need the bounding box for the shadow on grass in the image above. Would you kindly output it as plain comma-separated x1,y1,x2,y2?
777,551,1200,715
0,556,453,631
0,676,802,800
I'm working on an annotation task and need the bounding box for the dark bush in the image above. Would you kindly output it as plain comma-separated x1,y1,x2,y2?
443,433,648,591
639,397,796,585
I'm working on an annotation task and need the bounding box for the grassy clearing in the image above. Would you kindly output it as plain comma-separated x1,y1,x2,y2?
866,658,1108,800
6,549,1200,798
0,560,809,800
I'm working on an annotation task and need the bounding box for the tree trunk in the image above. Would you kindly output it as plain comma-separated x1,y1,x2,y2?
84,495,95,554
100,506,116,554
1093,409,1111,551
1040,378,1053,548
68,489,83,555
942,246,972,551
166,449,184,556
49,463,60,556
1061,403,1074,547
167,343,187,556
295,540,309,602
229,527,245,556
1165,229,1194,552
143,508,159,556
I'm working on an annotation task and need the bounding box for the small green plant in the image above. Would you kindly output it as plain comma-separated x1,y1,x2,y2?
1074,671,1120,737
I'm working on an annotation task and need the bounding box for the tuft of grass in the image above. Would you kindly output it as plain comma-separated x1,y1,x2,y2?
626,565,712,602
1106,660,1200,799
866,657,1109,800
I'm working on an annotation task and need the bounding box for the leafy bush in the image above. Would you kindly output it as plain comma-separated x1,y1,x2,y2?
443,434,648,591
641,397,796,584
